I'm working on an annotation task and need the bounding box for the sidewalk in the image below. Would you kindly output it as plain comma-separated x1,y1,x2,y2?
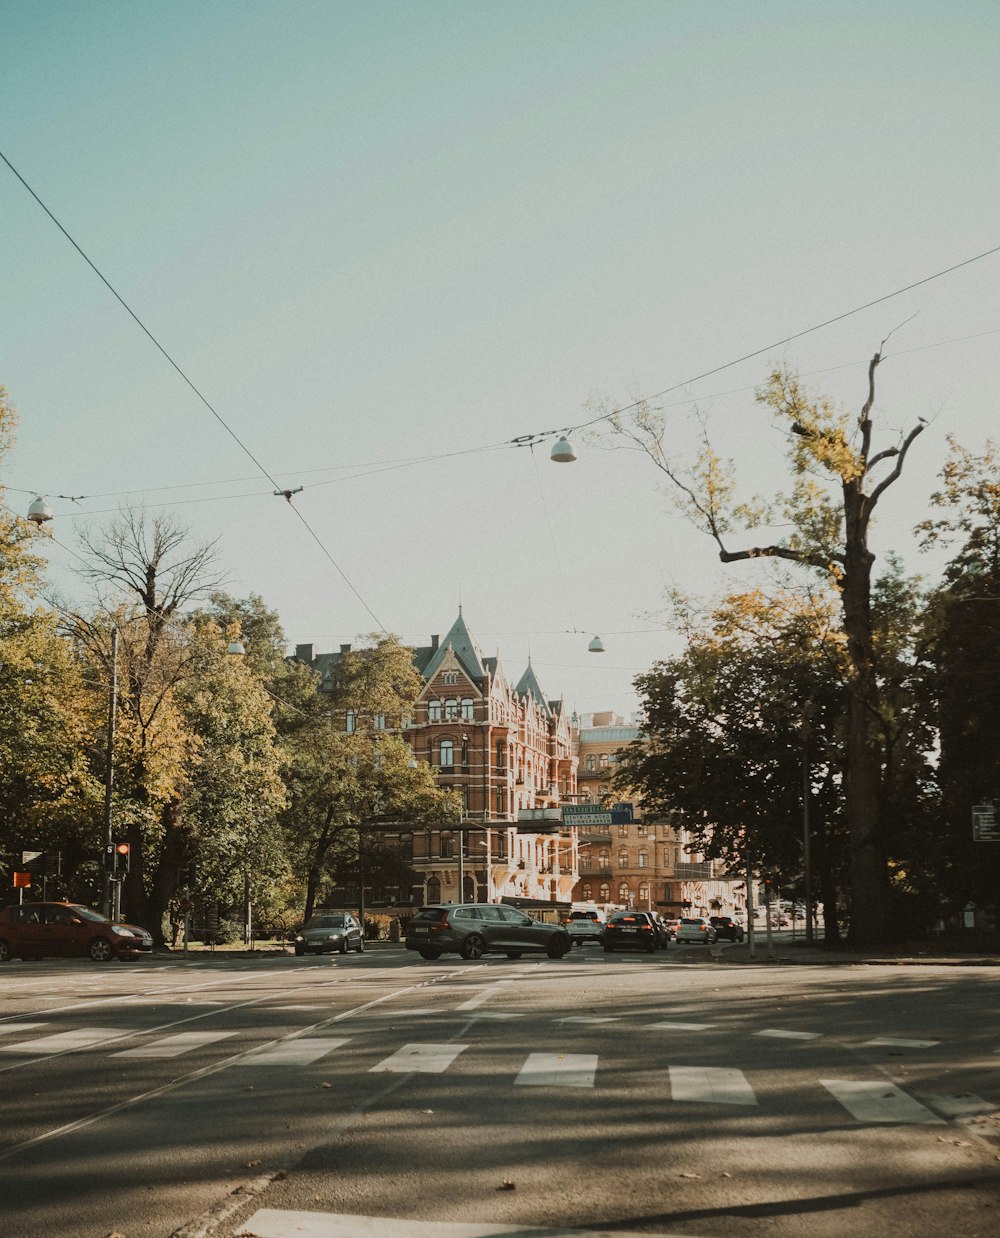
715,935,1000,967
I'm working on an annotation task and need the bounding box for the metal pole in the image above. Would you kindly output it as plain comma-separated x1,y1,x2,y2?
458,825,465,902
102,628,119,918
745,846,755,960
802,742,814,945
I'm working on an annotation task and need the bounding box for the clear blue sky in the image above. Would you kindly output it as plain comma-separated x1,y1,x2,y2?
2,1,998,718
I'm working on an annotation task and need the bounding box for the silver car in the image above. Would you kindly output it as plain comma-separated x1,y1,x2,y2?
673,916,718,944
293,912,364,956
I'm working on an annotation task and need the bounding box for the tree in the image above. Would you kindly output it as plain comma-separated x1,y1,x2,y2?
71,510,224,942
919,439,1000,917
609,347,925,946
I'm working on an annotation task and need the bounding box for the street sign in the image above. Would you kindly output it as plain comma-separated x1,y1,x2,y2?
561,805,612,825
611,802,634,824
13,872,31,888
972,803,999,842
21,851,41,866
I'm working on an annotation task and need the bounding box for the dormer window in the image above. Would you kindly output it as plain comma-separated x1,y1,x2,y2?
442,670,458,685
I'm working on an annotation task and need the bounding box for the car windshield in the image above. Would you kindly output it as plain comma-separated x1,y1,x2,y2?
309,915,348,928
73,906,110,923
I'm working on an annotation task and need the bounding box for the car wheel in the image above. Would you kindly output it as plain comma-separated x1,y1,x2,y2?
546,935,570,959
418,946,442,960
0,939,10,963
460,933,486,961
646,938,657,952
294,944,305,956
339,938,349,954
88,937,114,963
356,937,365,953
505,952,522,959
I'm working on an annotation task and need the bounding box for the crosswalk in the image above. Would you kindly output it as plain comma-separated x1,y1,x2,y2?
0,1018,991,1126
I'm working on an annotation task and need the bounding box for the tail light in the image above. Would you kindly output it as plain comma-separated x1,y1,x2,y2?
430,912,450,932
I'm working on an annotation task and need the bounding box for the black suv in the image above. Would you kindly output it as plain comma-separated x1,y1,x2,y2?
405,903,571,961
709,915,745,942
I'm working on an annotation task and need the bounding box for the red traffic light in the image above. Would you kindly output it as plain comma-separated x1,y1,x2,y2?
116,843,130,856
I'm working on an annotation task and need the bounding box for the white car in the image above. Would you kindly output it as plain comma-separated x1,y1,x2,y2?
673,916,718,944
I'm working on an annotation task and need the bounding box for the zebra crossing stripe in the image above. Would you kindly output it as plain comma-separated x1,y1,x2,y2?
113,1031,239,1058
669,1065,758,1106
371,1043,468,1073
0,1023,48,1036
238,1207,704,1237
0,1028,121,1054
515,1052,597,1088
651,1021,716,1031
922,1093,996,1119
244,1037,351,1066
821,1079,945,1123
864,1037,939,1049
755,1029,822,1040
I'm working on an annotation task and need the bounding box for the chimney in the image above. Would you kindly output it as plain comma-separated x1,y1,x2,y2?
430,634,439,652
340,644,352,654
295,643,314,664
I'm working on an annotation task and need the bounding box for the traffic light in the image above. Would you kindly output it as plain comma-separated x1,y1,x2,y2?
115,842,131,873
104,843,117,872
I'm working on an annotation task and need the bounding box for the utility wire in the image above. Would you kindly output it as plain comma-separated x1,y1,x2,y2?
0,146,389,635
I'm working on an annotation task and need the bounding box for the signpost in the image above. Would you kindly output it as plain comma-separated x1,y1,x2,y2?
561,805,612,826
972,802,998,842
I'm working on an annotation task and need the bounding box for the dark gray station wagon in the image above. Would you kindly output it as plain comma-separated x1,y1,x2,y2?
405,903,571,961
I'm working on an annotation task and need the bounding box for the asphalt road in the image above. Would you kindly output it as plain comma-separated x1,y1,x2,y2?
1,941,998,1238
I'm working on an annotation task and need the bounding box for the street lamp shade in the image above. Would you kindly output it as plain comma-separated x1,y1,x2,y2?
226,640,247,656
587,635,606,653
27,496,53,525
550,436,577,463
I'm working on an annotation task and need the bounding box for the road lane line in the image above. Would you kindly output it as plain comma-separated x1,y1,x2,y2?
235,1208,707,1237
370,1043,468,1073
864,1037,939,1048
755,1028,822,1040
650,1021,716,1031
669,1065,757,1106
821,1079,945,1123
113,1031,239,1058
515,1052,597,1088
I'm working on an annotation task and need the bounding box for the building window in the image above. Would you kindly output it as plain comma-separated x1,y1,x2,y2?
598,849,610,869
599,882,611,902
444,699,458,720
440,740,454,768
461,736,469,769
638,849,648,868
618,848,629,868
495,830,507,859
461,698,474,721
618,881,630,902
399,833,413,861
599,753,609,769
440,831,454,858
345,710,356,734
372,713,386,731
428,701,442,722
585,754,596,771
496,741,505,770
618,823,628,837
442,670,458,685
426,876,441,902
581,884,592,901
639,881,650,903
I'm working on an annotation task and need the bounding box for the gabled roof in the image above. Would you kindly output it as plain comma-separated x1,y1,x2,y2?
515,661,553,720
421,610,488,685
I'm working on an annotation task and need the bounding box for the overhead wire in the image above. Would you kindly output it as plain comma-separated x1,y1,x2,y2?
0,146,389,636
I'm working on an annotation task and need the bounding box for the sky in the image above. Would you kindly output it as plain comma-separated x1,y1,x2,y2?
2,1,998,721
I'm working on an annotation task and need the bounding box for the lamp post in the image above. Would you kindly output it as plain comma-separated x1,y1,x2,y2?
102,628,119,918
800,703,818,946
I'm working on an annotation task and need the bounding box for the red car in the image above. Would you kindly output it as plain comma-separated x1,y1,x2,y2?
0,902,153,962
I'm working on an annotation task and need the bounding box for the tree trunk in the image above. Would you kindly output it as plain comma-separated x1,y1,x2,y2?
303,806,337,922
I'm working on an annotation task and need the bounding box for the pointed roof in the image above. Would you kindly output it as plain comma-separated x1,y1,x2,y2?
515,660,553,720
421,608,488,685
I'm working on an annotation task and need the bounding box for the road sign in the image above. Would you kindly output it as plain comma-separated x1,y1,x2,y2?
972,803,999,842
561,805,612,825
21,851,41,866
611,802,634,824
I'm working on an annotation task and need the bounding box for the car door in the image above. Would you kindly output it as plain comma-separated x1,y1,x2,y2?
44,904,90,956
496,905,542,950
8,906,46,956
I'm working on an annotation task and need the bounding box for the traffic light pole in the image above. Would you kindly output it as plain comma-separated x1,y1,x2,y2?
101,628,119,918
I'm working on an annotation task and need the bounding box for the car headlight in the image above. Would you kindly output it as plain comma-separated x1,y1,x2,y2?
111,926,136,937
326,934,343,942
295,934,305,942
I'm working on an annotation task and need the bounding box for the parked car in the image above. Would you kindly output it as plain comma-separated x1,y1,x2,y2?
709,915,745,942
674,916,718,944
405,903,571,961
293,912,364,956
0,901,153,962
603,910,661,953
662,917,682,939
561,909,606,947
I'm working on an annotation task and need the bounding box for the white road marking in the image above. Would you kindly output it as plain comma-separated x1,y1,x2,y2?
755,1028,822,1040
0,1023,48,1035
244,1037,351,1066
371,1043,468,1073
464,1011,523,1020
923,1092,997,1119
559,1016,619,1024
113,1031,239,1058
515,1052,597,1088
650,1021,717,1031
821,1079,945,1123
269,1005,324,1011
0,1027,122,1054
454,989,499,1011
865,1037,939,1048
236,1208,704,1237
669,1065,758,1106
